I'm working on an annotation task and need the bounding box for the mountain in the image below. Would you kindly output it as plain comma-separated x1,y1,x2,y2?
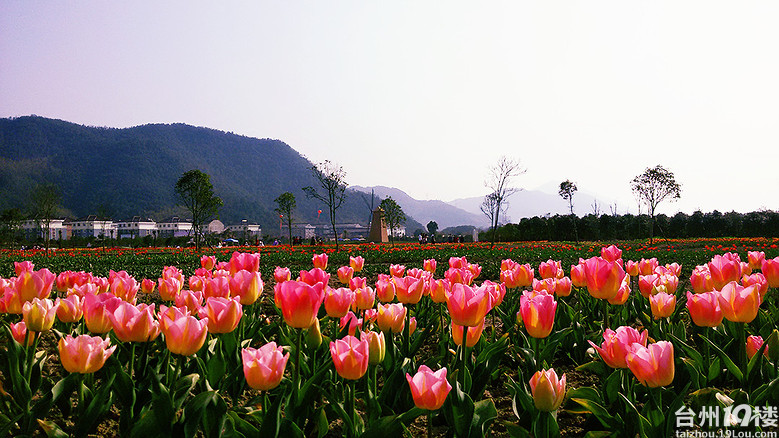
351,186,490,230
0,116,374,231
448,186,616,222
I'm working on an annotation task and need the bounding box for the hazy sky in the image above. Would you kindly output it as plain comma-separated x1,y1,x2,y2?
2,1,777,216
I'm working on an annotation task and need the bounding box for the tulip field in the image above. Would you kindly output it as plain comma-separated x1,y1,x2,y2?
0,238,778,438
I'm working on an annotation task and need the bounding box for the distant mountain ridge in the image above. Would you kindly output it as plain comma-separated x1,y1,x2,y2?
0,116,376,231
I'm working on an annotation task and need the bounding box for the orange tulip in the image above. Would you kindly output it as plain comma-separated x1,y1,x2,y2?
588,326,648,369
423,258,437,273
200,296,243,334
351,286,376,311
141,278,156,294
242,342,290,391
686,291,723,327
15,268,55,302
717,281,760,323
539,259,562,280
58,335,116,374
161,314,209,356
330,335,369,380
110,302,161,343
312,253,328,270
276,281,325,329
406,365,451,410
600,245,623,264
626,341,675,387
607,277,631,305
390,264,406,277
446,283,492,327
529,368,566,411
349,256,365,272
83,293,123,334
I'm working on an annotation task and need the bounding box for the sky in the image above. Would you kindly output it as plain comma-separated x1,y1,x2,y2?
2,1,777,217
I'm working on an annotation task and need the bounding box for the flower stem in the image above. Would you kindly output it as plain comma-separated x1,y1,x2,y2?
295,328,303,392
129,342,136,379
534,336,542,372
602,299,609,330
427,411,432,438
25,332,40,384
461,325,469,391
403,305,411,357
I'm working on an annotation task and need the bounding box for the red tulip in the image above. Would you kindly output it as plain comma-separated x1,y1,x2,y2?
588,326,648,369
406,365,452,410
329,335,369,380
59,335,116,374
242,342,290,391
626,341,675,387
686,291,723,327
529,368,566,411
718,281,760,323
350,256,365,272
276,281,325,329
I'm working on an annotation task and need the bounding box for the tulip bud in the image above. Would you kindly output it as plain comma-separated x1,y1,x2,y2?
766,329,779,363
361,330,385,365
306,318,323,349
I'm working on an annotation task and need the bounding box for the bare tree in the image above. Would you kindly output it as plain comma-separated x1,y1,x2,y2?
31,183,61,257
483,156,526,248
631,165,681,243
274,192,296,246
303,160,347,251
591,199,601,217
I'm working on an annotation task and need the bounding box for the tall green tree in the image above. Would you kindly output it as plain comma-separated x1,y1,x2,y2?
426,220,439,236
0,208,25,249
31,183,61,256
274,192,296,246
631,165,681,244
174,169,223,251
303,160,347,251
380,196,406,246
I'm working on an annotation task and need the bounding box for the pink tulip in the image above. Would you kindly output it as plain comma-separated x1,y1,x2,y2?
229,270,264,305
336,266,354,285
83,293,123,334
406,268,426,279
161,314,209,356
15,268,55,302
174,289,204,313
446,283,492,327
377,303,406,334
600,245,623,263
312,253,328,270
349,276,367,291
228,252,261,274
324,287,355,318
570,262,587,288
59,335,116,374
761,257,779,288
500,261,534,289
200,255,217,270
584,257,626,300
449,256,468,269
649,291,676,320
638,258,659,276
351,286,376,311
638,274,658,298
481,280,507,307
349,256,365,272
110,302,161,343
360,331,386,365
423,259,437,273
394,276,425,304
298,268,330,287
466,263,482,279
375,274,396,302
607,277,631,305
529,368,566,411
741,273,768,300
718,281,760,323
389,264,406,277
747,251,765,271
141,278,156,294
445,267,475,286
406,365,452,410
708,255,742,291
339,311,363,336
686,291,723,327
330,335,369,380
274,266,291,283
625,260,640,277
532,278,557,295
276,281,325,329
23,297,59,332
0,284,24,314
158,277,183,301
242,342,290,391
200,296,243,334
57,294,84,323
588,326,648,369
746,335,769,360
519,292,556,338
14,261,35,275
690,266,713,294
203,276,230,300
539,259,562,280
110,275,139,303
428,278,450,304
11,321,34,346
626,341,675,387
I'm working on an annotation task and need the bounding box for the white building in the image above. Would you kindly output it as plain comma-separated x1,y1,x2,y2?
281,223,317,239
20,218,68,241
114,217,156,239
225,220,262,238
157,217,193,238
70,216,114,239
